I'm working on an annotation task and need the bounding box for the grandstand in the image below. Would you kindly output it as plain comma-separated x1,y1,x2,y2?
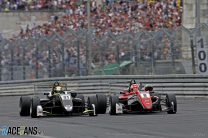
1,0,207,38
0,0,184,38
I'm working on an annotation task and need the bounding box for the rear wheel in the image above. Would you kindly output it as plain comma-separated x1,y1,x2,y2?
19,96,31,116
96,94,107,114
109,95,119,115
31,97,40,118
87,95,97,116
166,94,177,114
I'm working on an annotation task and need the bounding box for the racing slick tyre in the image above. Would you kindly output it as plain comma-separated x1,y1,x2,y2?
19,96,31,116
31,97,40,118
166,94,177,114
109,95,119,115
87,95,98,116
96,94,107,114
75,94,85,113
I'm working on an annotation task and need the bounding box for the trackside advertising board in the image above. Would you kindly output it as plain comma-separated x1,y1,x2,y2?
196,37,208,74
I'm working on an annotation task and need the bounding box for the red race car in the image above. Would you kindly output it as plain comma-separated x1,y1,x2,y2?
109,83,177,115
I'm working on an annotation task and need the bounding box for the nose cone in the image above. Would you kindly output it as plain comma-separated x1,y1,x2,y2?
64,105,73,112
141,98,153,110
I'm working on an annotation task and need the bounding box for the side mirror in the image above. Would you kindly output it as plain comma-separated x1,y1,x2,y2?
120,91,125,94
139,82,142,86
139,82,143,90
44,92,49,95
71,93,77,98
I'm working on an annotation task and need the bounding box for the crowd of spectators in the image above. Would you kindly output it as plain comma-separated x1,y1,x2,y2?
4,0,183,39
0,0,77,11
0,0,183,78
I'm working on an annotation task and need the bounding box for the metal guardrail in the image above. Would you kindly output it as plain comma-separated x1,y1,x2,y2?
0,74,208,96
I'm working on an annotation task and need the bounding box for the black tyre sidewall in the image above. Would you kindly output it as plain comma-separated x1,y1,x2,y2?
109,95,119,115
31,97,40,118
88,96,98,116
19,96,31,116
96,94,107,114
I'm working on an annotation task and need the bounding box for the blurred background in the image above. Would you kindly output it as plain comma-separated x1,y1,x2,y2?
0,0,207,81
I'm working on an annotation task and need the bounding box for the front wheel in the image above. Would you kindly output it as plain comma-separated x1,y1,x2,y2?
166,94,177,114
19,96,31,116
87,95,97,116
109,95,119,115
31,97,40,118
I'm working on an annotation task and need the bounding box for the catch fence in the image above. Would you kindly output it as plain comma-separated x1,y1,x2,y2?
0,24,208,81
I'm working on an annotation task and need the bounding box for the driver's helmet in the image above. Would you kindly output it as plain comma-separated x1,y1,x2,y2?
53,81,62,93
53,81,60,87
130,84,139,92
130,79,136,85
54,86,62,92
144,84,153,91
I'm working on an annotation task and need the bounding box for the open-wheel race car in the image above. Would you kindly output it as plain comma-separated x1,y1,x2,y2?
109,82,177,115
19,82,107,118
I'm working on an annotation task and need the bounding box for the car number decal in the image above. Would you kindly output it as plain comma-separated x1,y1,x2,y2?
61,95,71,100
141,93,150,98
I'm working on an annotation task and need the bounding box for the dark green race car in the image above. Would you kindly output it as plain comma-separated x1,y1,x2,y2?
19,82,107,118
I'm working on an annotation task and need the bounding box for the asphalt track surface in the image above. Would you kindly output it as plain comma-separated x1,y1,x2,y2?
0,96,208,138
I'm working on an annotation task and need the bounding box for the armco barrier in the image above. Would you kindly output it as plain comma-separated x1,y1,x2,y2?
0,74,208,96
